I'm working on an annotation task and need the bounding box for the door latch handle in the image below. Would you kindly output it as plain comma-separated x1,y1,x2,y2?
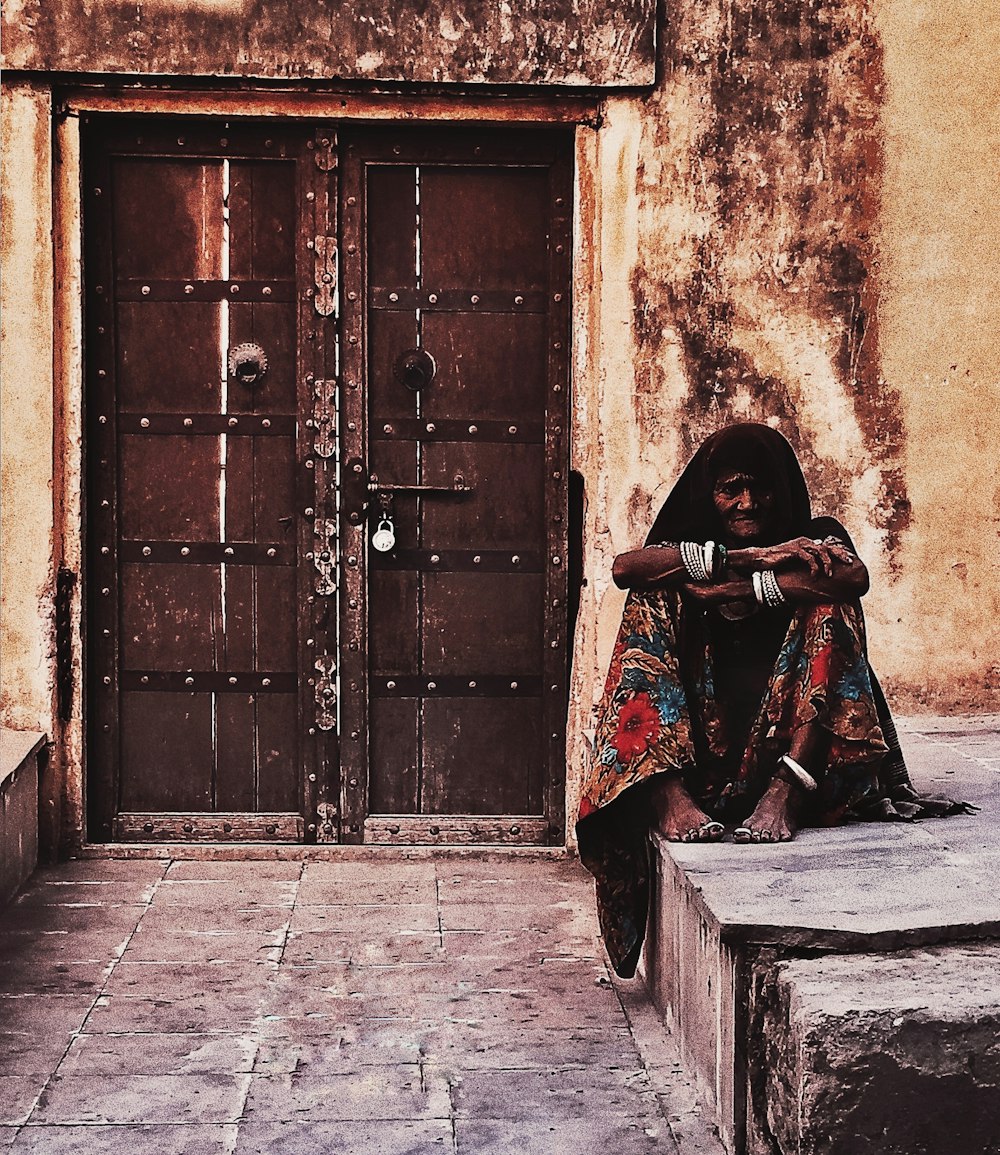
367,477,473,495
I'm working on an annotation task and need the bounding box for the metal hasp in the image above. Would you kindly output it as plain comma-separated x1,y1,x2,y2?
367,477,472,495
313,235,337,316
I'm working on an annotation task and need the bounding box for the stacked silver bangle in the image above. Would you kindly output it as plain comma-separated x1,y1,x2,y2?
752,569,786,608
680,540,725,582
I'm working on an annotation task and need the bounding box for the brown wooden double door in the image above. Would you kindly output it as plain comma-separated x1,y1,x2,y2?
85,118,571,845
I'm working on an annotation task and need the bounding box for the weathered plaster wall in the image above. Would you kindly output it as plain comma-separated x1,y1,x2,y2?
3,1,999,847
0,80,55,735
1,0,655,86
567,0,1000,826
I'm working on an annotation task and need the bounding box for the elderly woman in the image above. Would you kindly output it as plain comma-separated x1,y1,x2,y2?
577,424,969,977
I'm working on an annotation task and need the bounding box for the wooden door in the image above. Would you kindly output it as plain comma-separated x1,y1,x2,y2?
84,119,335,842
339,128,572,844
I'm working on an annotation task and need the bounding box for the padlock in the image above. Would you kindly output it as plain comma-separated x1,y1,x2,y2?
371,517,396,553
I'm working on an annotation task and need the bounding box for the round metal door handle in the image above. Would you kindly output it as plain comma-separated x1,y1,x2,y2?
393,348,437,391
228,342,269,386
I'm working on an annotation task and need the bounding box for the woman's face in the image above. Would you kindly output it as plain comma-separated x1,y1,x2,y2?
712,468,776,544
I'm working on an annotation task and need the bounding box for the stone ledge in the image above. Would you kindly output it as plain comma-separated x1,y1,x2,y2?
0,727,45,906
642,719,1000,1153
755,945,1000,1155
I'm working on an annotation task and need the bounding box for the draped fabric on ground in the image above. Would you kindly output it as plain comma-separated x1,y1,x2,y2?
576,586,973,979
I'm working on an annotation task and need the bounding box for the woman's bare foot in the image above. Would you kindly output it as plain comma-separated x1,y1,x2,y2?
651,774,725,842
733,776,800,844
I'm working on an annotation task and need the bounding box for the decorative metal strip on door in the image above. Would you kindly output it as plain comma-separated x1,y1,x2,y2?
339,127,572,845
84,120,337,842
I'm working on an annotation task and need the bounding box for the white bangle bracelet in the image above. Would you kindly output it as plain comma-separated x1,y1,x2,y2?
779,753,819,792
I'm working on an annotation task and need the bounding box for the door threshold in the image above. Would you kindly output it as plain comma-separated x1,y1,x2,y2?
76,842,571,861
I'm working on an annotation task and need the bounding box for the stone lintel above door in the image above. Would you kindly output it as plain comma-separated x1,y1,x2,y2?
2,0,656,88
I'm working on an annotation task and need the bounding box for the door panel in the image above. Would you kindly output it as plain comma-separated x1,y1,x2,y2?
86,119,570,847
85,121,331,843
339,127,572,845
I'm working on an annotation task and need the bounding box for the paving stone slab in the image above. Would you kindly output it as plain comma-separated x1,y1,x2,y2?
296,879,438,906
454,1116,669,1154
10,881,159,908
450,1066,660,1120
301,861,438,883
288,903,440,935
0,959,109,998
30,861,168,883
136,906,292,935
0,906,145,935
243,1065,452,1121
281,929,443,965
83,989,263,1035
0,930,133,966
29,1073,249,1125
120,930,284,964
438,902,593,936
0,1034,76,1078
235,1119,453,1154
253,1032,433,1074
0,1078,44,1127
9,1123,236,1153
153,880,299,908
58,1032,258,1077
164,861,303,881
0,1128,14,1152
101,961,276,998
439,929,600,962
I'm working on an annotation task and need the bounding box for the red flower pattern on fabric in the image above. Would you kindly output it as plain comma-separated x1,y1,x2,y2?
611,692,660,762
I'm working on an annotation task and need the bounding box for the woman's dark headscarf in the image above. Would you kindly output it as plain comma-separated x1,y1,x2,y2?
645,424,812,547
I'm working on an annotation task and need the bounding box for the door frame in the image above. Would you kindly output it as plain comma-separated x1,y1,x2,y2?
51,88,598,849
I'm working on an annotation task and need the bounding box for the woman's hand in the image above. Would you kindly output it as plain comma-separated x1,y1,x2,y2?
729,536,856,577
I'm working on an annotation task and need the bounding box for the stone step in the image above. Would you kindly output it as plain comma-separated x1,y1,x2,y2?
755,944,1000,1155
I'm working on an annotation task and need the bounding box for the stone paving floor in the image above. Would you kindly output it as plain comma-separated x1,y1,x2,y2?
0,853,721,1154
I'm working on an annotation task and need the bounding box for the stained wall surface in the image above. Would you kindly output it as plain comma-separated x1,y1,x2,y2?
2,1,999,845
567,0,1000,829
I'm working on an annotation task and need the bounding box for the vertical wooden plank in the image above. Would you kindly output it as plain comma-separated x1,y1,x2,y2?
120,692,214,811
229,160,296,281
336,137,368,842
120,435,221,541
420,167,549,289
420,312,546,422
216,696,255,811
368,697,419,814
112,158,223,280
257,694,299,811
422,698,542,814
366,164,417,286
117,302,223,414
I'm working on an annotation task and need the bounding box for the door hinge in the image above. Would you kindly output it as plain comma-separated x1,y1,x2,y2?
313,236,337,317
312,518,336,596
314,135,336,172
312,379,335,458
314,654,337,731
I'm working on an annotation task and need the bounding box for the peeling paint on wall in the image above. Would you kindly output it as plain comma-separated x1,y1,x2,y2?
0,0,656,86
